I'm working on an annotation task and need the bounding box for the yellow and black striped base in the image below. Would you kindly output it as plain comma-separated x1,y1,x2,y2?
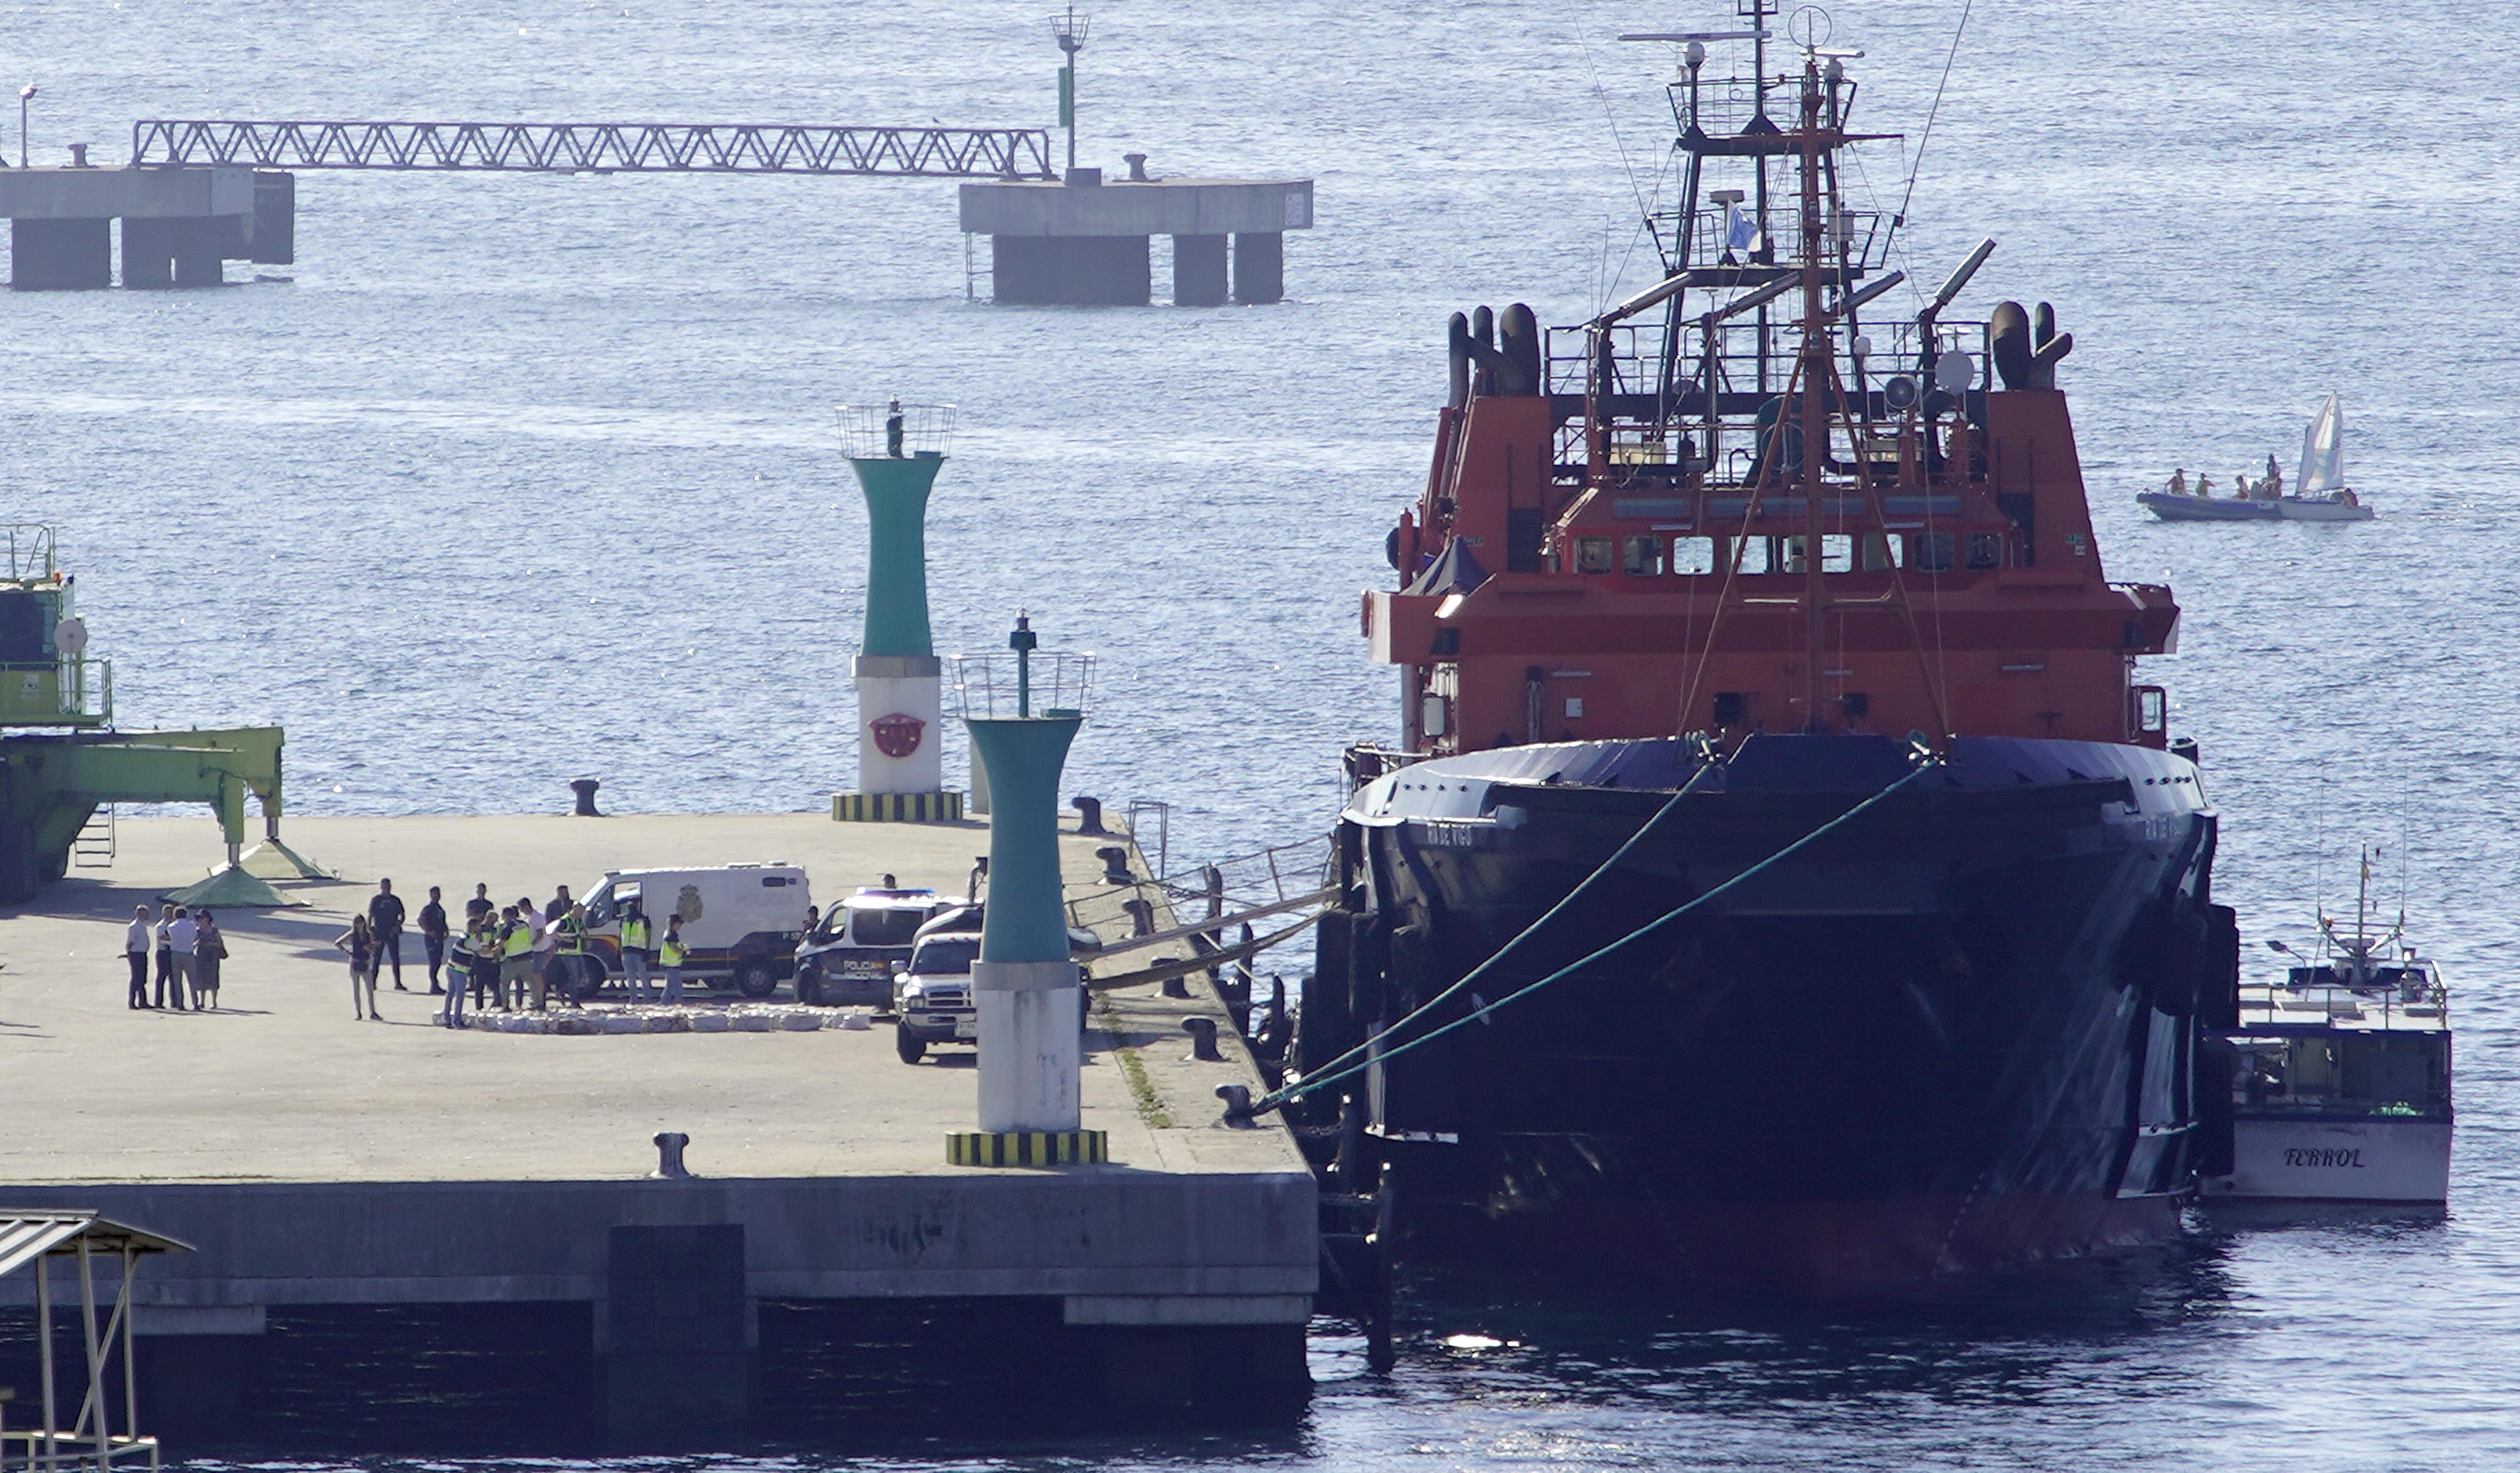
832,790,964,823
947,1130,1109,1167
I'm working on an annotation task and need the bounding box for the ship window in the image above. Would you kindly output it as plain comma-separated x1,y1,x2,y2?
1781,536,1808,574
1671,536,1715,575
1967,532,2004,569
1576,537,1616,574
1822,534,1854,573
1730,536,1771,575
1861,533,1903,571
1622,535,1663,575
1913,531,1955,572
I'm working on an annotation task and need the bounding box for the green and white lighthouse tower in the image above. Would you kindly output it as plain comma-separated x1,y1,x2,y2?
948,617,1105,1166
833,400,961,823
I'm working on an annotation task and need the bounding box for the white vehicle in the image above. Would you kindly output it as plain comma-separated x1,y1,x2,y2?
891,923,982,1063
577,863,813,999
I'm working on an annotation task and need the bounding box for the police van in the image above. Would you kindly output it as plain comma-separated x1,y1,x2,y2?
573,863,812,999
793,887,952,1006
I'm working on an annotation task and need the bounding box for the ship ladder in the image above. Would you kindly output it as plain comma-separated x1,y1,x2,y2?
71,805,115,868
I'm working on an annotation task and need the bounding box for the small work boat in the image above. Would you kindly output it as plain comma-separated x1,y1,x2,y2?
2136,392,2373,523
2203,856,2450,1205
2136,485,2277,521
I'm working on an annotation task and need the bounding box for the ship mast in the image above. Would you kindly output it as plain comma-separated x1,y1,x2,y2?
1796,51,1827,729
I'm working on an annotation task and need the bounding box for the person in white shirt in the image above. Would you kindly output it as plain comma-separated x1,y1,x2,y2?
153,907,180,1011
166,908,198,1008
125,905,154,1009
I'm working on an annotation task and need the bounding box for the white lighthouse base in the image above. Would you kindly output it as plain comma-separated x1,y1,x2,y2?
835,657,961,822
972,959,1083,1135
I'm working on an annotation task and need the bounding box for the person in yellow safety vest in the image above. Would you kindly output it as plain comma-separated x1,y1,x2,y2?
467,913,500,1015
554,902,592,1010
619,899,655,1004
659,915,690,1006
499,906,538,1012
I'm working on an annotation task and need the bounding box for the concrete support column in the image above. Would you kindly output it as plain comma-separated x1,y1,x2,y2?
1171,234,1227,307
249,171,294,265
601,1224,752,1444
133,1305,266,1441
123,217,227,290
10,218,109,290
1232,232,1284,305
991,235,1151,306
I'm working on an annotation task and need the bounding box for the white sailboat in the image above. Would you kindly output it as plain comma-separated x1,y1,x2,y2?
2276,392,2374,521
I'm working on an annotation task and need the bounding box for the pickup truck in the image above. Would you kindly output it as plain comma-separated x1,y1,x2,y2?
889,905,1102,1064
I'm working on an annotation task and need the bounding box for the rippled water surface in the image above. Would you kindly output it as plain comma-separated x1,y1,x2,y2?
11,0,2520,1467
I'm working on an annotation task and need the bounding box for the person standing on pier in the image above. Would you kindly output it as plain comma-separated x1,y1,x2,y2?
660,915,689,1004
619,897,655,1003
167,906,198,1010
338,914,380,1021
125,905,154,1009
419,886,450,995
193,911,225,1009
500,905,537,1010
465,882,493,928
470,912,503,1014
370,879,409,992
153,905,180,1011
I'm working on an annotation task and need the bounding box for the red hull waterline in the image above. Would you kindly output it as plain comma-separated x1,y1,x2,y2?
1412,1193,2188,1296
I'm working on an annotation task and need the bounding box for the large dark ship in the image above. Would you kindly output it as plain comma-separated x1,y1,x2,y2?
1292,11,2241,1291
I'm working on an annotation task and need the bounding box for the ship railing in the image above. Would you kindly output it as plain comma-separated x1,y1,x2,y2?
2235,970,2447,1026
0,658,111,726
1666,75,1799,141
1,523,58,582
1059,833,1333,940
1658,205,1893,278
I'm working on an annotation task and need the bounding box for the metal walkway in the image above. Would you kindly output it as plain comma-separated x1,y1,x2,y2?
130,120,1055,179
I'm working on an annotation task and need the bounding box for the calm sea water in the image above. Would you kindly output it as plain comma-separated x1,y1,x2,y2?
11,0,2520,1466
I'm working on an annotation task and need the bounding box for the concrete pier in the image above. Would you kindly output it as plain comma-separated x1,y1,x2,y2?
0,812,1312,1446
0,166,291,290
961,173,1312,306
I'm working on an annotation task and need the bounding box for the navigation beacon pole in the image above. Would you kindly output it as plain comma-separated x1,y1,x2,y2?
832,400,963,823
947,617,1105,1166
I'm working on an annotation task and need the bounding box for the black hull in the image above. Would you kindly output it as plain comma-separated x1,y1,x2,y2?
1311,733,2233,1292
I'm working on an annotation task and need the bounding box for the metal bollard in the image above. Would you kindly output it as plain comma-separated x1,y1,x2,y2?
651,1130,692,1179
1072,795,1107,835
1182,1015,1222,1061
1123,896,1157,936
1097,845,1134,884
571,777,604,817
1215,1082,1254,1125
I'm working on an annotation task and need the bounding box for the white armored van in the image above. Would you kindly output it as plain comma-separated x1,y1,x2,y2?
576,863,812,999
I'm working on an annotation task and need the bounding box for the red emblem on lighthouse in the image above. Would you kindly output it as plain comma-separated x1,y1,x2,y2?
870,712,925,759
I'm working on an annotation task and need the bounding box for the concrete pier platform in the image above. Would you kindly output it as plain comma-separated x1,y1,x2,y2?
0,812,1312,1445
0,166,293,290
961,173,1312,306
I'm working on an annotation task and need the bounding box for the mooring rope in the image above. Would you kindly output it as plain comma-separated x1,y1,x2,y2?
1237,758,1939,1120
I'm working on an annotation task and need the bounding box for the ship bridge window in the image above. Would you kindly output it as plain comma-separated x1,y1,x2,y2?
1576,536,1616,574
1622,535,1663,576
1671,536,1715,575
1966,532,2004,569
1823,534,1854,573
1729,536,1771,575
1913,531,1956,572
1862,533,1904,571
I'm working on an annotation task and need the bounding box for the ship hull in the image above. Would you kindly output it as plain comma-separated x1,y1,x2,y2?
1315,732,2226,1292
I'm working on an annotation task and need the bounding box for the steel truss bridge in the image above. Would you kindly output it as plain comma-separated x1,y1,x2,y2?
130,120,1055,179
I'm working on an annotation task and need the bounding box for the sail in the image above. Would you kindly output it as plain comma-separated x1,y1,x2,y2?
2298,392,2346,494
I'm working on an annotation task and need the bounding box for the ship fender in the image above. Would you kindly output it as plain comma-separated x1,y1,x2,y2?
1376,920,1461,1136
1296,910,1363,1082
